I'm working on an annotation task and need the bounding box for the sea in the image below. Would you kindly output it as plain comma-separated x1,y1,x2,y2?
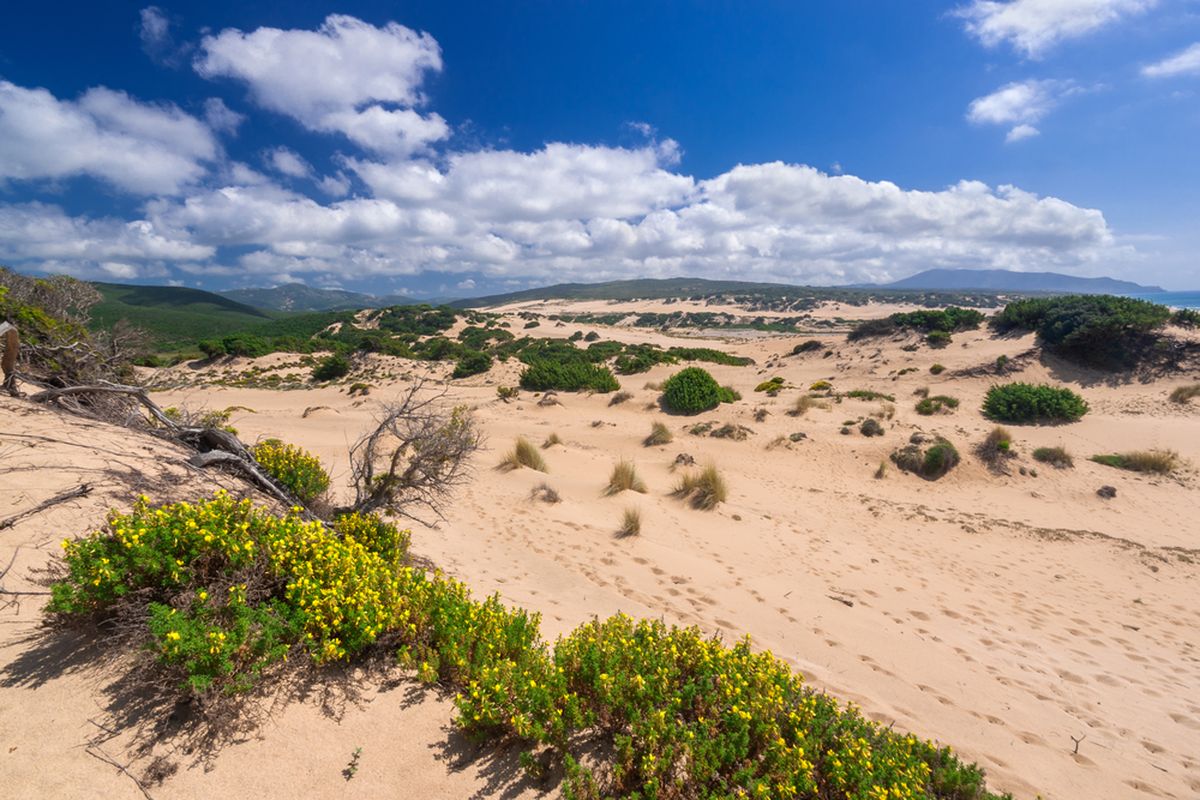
1130,291,1200,310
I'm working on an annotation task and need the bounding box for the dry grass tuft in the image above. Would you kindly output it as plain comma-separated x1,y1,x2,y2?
542,432,562,448
1032,446,1073,468
787,394,830,417
1170,384,1200,404
617,507,642,537
499,436,547,472
608,390,634,406
530,482,561,503
1091,450,1180,474
643,421,673,447
605,460,648,495
673,463,728,510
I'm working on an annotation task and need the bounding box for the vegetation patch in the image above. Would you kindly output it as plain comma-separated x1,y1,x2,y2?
251,439,331,505
983,383,1088,424
845,389,895,402
791,339,824,355
661,367,729,414
1170,383,1200,404
452,350,493,379
605,460,647,495
788,395,831,417
891,438,960,480
849,307,985,341
1090,450,1179,474
915,395,959,416
1032,446,1073,469
860,417,885,437
617,507,642,537
311,353,351,382
977,427,1015,469
929,363,945,375
672,464,728,510
754,376,785,393
643,421,673,447
519,359,619,393
499,436,548,472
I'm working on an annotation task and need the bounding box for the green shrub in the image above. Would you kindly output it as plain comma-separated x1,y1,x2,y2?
792,339,824,354
1032,446,1073,468
496,385,519,402
452,350,493,379
754,376,785,393
991,295,1172,367
849,307,984,341
983,383,1088,424
929,363,946,375
519,359,619,393
845,389,895,402
860,417,885,437
499,437,548,472
891,438,960,480
661,367,723,414
311,353,351,382
252,439,331,504
1091,450,1179,474
809,380,832,391
348,382,371,396
1172,308,1200,327
717,385,741,403
915,395,959,416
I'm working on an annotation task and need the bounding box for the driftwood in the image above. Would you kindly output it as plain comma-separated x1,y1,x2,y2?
0,321,16,395
0,483,92,531
28,382,178,428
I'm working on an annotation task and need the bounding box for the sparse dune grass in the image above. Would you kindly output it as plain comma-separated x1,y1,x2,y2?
499,436,547,472
1091,450,1179,474
617,507,642,537
644,421,673,446
788,394,830,417
608,390,633,406
530,482,561,503
977,426,1014,468
1170,384,1200,404
605,460,647,495
542,432,562,448
673,463,728,510
915,395,959,416
1033,446,1073,468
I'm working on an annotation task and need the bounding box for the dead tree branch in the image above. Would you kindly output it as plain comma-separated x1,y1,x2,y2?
0,483,92,531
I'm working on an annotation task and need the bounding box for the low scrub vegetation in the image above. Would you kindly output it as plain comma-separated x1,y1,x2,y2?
849,307,985,341
452,349,493,379
791,339,824,354
608,390,634,406
860,417,885,437
496,385,519,402
1090,450,1179,474
915,395,959,416
519,359,619,393
891,438,960,480
251,438,330,504
929,363,945,375
991,295,1175,368
311,353,351,382
499,436,548,472
983,382,1088,424
643,421,673,446
46,490,1015,800
754,376,785,393
1032,446,1073,468
845,389,895,402
605,460,647,495
673,464,728,510
1170,383,1200,404
977,427,1014,468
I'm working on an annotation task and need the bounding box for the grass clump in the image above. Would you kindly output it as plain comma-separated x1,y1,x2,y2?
530,482,561,503
845,389,895,402
915,395,959,416
809,379,832,391
1170,383,1200,404
1032,446,1073,468
983,383,1088,424
673,464,728,510
643,421,673,447
1091,450,1179,474
608,390,634,406
860,417,885,437
929,363,945,375
252,438,331,504
891,438,960,480
977,426,1014,468
500,436,548,472
617,507,642,537
542,432,562,448
789,394,830,417
605,460,647,495
661,367,726,414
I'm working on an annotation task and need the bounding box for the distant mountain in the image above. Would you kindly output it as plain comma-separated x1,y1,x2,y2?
90,282,275,348
220,283,415,312
881,269,1163,294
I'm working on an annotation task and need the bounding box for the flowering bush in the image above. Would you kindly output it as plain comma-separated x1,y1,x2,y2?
49,493,1012,799
251,438,330,503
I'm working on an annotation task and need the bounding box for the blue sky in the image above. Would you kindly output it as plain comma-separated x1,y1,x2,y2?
1,1,1198,295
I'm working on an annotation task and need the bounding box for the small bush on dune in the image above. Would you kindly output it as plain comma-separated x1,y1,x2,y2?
929,363,946,375
496,385,519,402
977,426,1014,467
754,376,785,393
915,395,959,416
661,367,726,414
845,389,895,402
348,382,371,396
617,507,641,537
1172,309,1200,327
252,438,331,504
809,380,832,391
673,464,727,510
792,339,824,354
926,330,952,348
1033,446,1073,468
860,417,885,437
983,382,1088,424
643,421,673,447
311,353,351,382
530,482,561,503
1091,450,1179,474
520,359,619,393
891,438,960,480
605,460,647,495
1170,384,1200,404
452,350,493,379
500,436,547,472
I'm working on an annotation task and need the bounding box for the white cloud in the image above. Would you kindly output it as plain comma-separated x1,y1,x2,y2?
1142,42,1200,78
956,0,1156,57
0,81,218,195
194,14,448,155
139,6,192,67
967,79,1075,141
265,147,312,178
203,97,244,134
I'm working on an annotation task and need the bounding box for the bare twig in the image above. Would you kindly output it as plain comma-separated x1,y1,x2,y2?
0,483,92,531
1070,734,1086,755
85,745,157,800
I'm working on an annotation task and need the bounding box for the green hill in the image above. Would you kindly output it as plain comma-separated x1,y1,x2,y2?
220,283,416,312
90,283,276,348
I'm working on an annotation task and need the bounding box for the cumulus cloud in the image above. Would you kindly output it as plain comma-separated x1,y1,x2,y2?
967,79,1076,142
194,14,449,156
0,81,219,194
1142,42,1200,78
956,0,1156,57
265,147,312,178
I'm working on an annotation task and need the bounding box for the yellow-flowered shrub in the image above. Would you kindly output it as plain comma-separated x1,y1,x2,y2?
251,438,330,503
50,493,1012,799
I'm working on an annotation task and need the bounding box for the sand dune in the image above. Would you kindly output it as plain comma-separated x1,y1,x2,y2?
3,311,1199,799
